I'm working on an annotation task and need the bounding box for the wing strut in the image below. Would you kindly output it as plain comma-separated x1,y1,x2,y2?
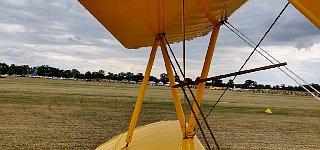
125,39,160,145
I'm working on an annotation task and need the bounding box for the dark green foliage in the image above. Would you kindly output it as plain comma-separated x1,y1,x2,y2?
0,62,319,91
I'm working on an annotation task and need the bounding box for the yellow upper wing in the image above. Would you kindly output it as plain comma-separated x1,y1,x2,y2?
289,0,320,29
79,0,247,49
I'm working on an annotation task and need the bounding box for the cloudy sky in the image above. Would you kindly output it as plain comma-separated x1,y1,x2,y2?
0,0,319,85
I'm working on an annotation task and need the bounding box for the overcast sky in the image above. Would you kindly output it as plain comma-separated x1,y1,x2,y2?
0,0,319,85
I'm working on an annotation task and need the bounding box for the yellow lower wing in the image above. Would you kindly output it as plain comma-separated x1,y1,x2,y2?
96,120,205,150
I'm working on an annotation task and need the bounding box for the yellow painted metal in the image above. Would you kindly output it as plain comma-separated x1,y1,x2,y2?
157,0,164,34
78,0,247,49
289,0,320,29
160,38,186,137
125,39,159,144
195,0,219,25
96,120,205,150
187,26,221,136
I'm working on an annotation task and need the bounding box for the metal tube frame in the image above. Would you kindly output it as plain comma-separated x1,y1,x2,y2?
125,38,159,144
125,36,187,145
187,26,221,137
160,37,186,137
125,25,220,146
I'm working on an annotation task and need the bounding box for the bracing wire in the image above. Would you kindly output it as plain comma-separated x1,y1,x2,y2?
161,33,221,149
225,21,320,99
181,0,188,138
224,22,320,101
159,37,213,150
182,0,186,78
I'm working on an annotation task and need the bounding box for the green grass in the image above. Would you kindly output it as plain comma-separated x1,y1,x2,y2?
0,77,319,149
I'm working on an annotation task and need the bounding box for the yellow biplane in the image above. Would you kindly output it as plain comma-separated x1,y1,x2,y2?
78,0,320,149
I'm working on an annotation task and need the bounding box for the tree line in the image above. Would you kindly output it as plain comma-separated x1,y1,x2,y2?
0,63,163,82
211,79,320,92
0,62,319,91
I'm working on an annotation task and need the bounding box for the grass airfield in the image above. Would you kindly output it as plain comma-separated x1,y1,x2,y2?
0,77,319,149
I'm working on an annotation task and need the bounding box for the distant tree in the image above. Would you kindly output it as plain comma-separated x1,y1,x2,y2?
212,79,224,87
51,67,61,77
5,62,320,93
296,86,304,91
255,84,265,89
106,72,114,80
118,72,125,80
85,71,93,79
92,70,105,79
79,73,85,79
125,72,133,80
92,71,98,79
134,73,144,82
12,65,30,76
244,80,257,89
99,70,105,78
64,70,72,78
273,85,280,90
55,69,65,77
113,74,120,80
227,80,234,88
15,66,22,75
310,83,320,91
21,65,31,75
280,84,286,89
71,69,81,78
8,64,17,75
36,65,50,76
160,73,168,84
286,85,294,91
265,85,271,89
149,76,159,82
0,63,9,75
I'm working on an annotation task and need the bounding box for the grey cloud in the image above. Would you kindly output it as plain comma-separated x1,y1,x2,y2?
1,48,26,58
222,0,320,49
0,0,319,85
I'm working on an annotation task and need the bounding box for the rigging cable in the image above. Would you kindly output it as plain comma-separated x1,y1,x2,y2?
181,0,188,138
162,35,221,149
224,21,320,100
159,36,213,150
182,0,186,78
161,33,221,149
196,1,292,131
